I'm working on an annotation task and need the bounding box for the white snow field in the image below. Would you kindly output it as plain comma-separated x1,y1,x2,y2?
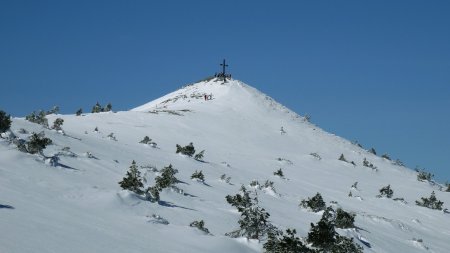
1,78,449,253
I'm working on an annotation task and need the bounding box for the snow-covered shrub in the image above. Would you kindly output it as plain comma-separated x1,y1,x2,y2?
0,110,12,133
189,220,210,234
220,174,231,184
335,208,356,229
381,153,391,160
107,133,117,141
139,136,152,144
273,168,284,178
52,118,64,131
416,168,433,182
191,170,205,182
225,188,277,240
91,102,103,113
176,142,195,157
363,158,376,170
310,152,322,160
75,108,82,116
27,132,52,154
226,185,252,213
118,160,144,194
145,186,160,202
194,150,205,161
307,207,363,252
446,182,450,192
393,159,404,167
25,110,48,127
104,103,112,112
300,193,326,212
416,191,444,210
338,154,348,162
369,147,377,155
47,106,59,115
378,184,394,198
155,164,179,189
264,229,311,253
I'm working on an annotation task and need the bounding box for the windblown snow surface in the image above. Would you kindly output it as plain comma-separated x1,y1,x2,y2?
1,78,449,253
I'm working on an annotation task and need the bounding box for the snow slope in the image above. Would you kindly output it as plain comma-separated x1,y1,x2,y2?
1,78,449,253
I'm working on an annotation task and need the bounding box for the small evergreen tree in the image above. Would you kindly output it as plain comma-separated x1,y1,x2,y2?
335,208,355,229
378,184,394,198
25,110,48,127
47,106,59,114
191,170,205,181
139,136,152,144
369,147,377,155
338,154,347,162
0,110,12,133
189,220,210,234
176,142,196,157
226,192,276,240
194,150,205,161
91,102,102,113
308,207,336,250
381,153,391,160
264,229,311,253
76,108,82,116
154,164,178,189
300,192,326,212
273,168,284,178
145,186,160,202
118,160,144,194
104,103,112,112
27,132,52,154
308,207,362,252
52,118,64,130
226,185,252,213
416,168,434,182
416,191,444,210
446,182,450,192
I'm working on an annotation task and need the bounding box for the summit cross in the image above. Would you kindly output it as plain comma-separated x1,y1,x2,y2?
220,59,228,76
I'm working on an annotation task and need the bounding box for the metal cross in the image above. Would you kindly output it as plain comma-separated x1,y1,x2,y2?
220,59,228,75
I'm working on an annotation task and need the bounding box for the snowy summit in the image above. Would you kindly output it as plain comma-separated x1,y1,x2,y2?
1,77,449,253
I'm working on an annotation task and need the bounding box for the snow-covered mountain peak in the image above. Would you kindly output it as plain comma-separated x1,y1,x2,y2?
132,78,289,116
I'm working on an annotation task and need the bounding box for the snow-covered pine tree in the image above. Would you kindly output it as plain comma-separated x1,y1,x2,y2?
176,142,196,157
416,191,444,210
378,184,394,198
307,207,362,252
91,102,102,113
191,170,205,181
225,185,252,213
52,118,64,131
27,132,52,154
75,108,82,116
369,147,377,155
104,103,112,112
335,208,355,229
226,191,277,240
0,110,12,133
338,154,347,162
139,136,152,144
194,150,205,161
189,220,210,234
118,160,144,194
264,229,311,253
300,192,326,212
145,186,160,202
273,168,284,178
154,164,179,189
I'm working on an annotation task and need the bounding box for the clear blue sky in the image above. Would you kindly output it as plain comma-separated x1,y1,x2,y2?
1,1,449,182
